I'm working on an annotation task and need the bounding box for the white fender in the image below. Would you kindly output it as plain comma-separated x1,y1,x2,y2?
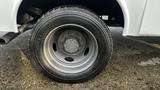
117,0,147,36
0,0,22,37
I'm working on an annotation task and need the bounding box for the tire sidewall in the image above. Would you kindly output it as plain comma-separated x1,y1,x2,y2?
30,8,113,82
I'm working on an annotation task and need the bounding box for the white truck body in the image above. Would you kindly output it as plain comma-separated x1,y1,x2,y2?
0,0,159,37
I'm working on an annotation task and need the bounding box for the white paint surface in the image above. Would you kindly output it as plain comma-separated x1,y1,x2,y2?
0,0,22,33
139,0,160,36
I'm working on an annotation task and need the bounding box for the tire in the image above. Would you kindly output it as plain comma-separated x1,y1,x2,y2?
30,6,113,83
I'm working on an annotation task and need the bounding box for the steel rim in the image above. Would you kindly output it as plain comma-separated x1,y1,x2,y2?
43,24,98,74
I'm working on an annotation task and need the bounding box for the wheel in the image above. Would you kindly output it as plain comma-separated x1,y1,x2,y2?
30,6,113,83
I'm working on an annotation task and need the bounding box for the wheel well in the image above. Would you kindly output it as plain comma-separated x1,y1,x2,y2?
17,0,124,27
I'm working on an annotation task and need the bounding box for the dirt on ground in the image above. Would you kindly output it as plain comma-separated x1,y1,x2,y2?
0,28,160,90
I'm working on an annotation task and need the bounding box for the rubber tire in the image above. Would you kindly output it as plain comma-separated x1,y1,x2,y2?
30,6,113,83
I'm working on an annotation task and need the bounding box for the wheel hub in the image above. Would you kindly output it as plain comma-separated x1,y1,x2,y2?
58,30,86,55
64,38,80,54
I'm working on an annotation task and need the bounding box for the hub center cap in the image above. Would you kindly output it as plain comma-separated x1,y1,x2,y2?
58,30,86,55
64,38,79,53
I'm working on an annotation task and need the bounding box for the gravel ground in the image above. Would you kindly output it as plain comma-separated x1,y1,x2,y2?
0,27,160,90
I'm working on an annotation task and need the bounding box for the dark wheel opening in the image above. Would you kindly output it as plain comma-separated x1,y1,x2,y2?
65,57,74,62
53,43,57,51
84,48,89,56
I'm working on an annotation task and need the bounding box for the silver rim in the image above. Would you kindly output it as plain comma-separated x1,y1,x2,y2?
43,24,98,74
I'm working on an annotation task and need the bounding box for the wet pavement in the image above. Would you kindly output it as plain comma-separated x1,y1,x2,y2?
0,27,160,90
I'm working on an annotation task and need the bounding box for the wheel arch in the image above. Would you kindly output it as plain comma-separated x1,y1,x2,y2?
17,0,127,28
116,0,129,36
